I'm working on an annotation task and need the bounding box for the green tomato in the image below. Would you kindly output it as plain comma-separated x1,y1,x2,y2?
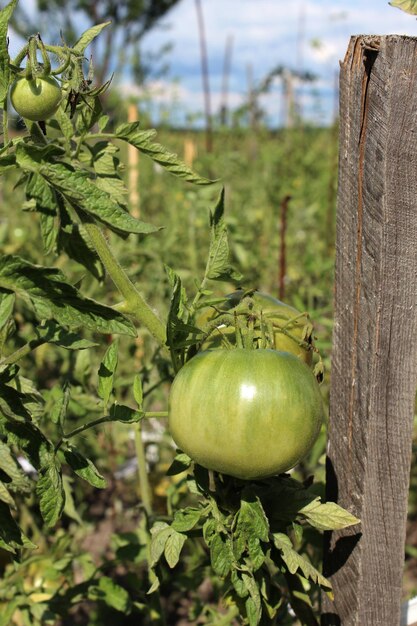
169,349,323,480
196,290,314,365
10,76,62,121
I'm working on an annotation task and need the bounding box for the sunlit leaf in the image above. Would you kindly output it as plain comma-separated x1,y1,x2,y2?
0,0,17,103
116,122,215,185
299,499,360,531
36,461,65,527
164,530,186,568
389,0,417,15
73,22,112,54
63,446,107,489
273,533,333,598
98,341,118,405
206,189,243,282
0,255,136,336
88,576,132,613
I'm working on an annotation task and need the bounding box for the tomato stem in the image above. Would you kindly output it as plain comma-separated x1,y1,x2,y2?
0,336,46,366
81,220,167,347
54,410,167,452
2,97,9,149
134,422,153,516
12,44,29,69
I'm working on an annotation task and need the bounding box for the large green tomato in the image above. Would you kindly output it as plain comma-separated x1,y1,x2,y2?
10,76,62,121
168,349,323,480
196,291,314,365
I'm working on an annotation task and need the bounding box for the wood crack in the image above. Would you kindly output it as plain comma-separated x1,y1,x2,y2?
347,45,379,498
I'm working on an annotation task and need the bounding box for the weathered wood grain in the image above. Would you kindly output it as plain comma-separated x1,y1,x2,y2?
321,35,417,626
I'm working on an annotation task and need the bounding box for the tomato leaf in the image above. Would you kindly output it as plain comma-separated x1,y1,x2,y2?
206,189,243,283
166,452,192,476
299,499,360,531
273,533,333,598
164,530,187,568
0,500,36,553
247,536,266,571
35,320,98,351
62,475,83,525
63,446,107,489
0,0,17,104
284,572,320,626
149,523,173,567
210,533,234,577
3,419,52,474
73,22,112,54
115,122,215,185
231,570,250,598
48,383,71,428
242,573,262,626
0,481,16,511
0,440,31,494
98,341,118,406
88,576,132,614
237,489,270,543
57,223,104,281
389,0,417,14
166,268,199,353
171,507,201,532
25,174,58,254
0,153,16,174
0,289,14,339
109,404,144,424
0,255,136,337
36,460,65,527
0,381,33,422
15,144,159,236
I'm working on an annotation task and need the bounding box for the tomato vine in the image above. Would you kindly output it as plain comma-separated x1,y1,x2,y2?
0,2,360,624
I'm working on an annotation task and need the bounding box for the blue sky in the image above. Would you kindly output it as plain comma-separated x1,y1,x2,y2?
133,0,417,126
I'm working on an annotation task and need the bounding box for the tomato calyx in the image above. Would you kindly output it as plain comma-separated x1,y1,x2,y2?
192,289,316,358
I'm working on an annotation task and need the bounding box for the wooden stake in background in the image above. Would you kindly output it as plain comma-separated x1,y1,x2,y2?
184,136,197,168
127,103,140,218
195,0,213,153
278,194,291,301
322,35,417,626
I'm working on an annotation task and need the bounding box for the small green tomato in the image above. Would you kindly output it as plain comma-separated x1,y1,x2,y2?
10,76,62,121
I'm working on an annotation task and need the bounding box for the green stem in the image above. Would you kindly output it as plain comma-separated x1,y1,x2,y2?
2,97,9,148
56,415,111,450
134,422,153,516
82,220,166,347
12,44,29,68
0,337,46,367
54,411,167,452
84,132,114,141
188,274,209,321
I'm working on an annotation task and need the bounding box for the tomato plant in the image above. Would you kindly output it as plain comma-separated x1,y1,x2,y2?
0,2,360,625
195,289,314,364
10,76,62,121
169,348,323,480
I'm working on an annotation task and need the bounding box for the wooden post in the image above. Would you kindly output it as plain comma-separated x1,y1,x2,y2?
184,136,197,168
322,36,417,625
195,0,213,153
278,194,290,301
127,103,140,218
